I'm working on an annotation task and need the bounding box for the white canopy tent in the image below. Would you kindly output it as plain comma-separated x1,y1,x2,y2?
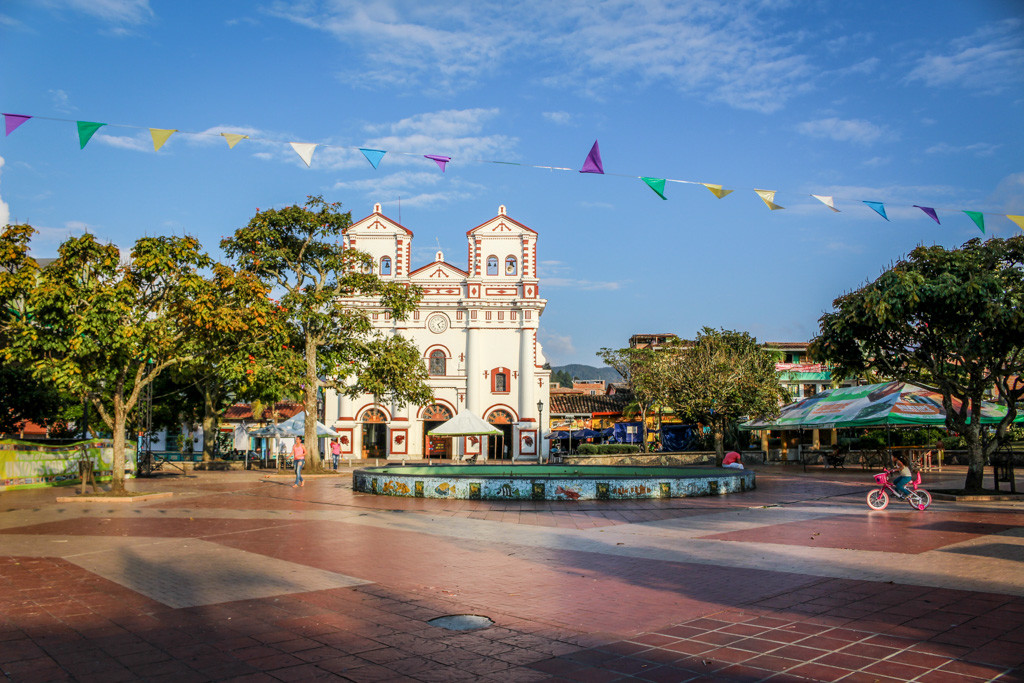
428,411,501,462
248,411,338,438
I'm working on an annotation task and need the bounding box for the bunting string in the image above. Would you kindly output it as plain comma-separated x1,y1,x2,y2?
2,111,1022,232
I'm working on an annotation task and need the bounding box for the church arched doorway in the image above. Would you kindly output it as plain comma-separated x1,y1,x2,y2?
422,404,453,459
487,409,514,460
361,408,387,460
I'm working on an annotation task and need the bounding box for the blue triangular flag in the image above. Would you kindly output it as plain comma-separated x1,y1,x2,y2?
863,201,889,221
360,148,386,169
580,140,604,174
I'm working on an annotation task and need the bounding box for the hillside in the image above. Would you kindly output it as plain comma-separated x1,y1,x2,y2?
550,364,623,384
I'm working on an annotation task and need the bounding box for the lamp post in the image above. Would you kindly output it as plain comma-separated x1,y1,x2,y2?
536,399,545,464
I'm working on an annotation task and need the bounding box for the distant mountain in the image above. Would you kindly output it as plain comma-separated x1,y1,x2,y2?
551,364,623,384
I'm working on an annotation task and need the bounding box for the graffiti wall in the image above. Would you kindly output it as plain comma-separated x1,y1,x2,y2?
0,439,136,491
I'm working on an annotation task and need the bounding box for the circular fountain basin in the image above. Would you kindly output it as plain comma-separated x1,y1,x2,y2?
352,464,754,501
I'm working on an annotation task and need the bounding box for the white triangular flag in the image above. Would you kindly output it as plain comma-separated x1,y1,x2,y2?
290,142,317,168
811,195,840,212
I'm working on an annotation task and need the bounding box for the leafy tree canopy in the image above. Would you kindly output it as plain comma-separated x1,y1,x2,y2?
221,196,432,468
811,236,1024,490
663,328,786,462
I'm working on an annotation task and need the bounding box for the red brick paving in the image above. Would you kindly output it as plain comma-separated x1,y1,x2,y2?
701,511,1022,554
0,466,1021,681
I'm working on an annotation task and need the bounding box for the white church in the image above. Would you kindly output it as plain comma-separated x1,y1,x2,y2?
325,204,551,462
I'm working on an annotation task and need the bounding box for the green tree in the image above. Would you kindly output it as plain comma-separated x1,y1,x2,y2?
2,228,240,494
811,236,1024,491
174,264,301,462
550,368,573,388
664,328,786,463
221,196,433,469
597,347,666,452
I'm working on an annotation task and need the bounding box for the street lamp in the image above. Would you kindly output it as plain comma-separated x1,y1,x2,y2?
536,399,545,464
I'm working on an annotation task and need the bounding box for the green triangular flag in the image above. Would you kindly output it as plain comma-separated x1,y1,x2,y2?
963,210,985,234
77,121,106,149
641,177,667,200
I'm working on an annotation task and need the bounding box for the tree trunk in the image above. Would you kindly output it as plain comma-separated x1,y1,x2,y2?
963,421,986,491
713,417,725,465
110,406,128,495
201,381,218,463
304,337,322,470
639,405,649,453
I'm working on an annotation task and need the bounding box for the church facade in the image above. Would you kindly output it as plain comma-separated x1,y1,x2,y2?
324,204,551,461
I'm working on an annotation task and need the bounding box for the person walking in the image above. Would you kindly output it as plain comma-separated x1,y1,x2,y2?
292,437,306,488
330,438,341,470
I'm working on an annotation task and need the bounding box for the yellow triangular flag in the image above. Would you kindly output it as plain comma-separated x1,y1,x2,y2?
149,128,177,152
755,189,784,210
221,133,249,149
290,142,317,168
811,194,839,212
1008,215,1024,231
703,183,733,199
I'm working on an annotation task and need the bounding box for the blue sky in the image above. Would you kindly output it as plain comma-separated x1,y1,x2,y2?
2,0,1022,366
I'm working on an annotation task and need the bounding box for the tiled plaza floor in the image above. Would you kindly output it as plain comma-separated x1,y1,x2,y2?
1,464,1022,681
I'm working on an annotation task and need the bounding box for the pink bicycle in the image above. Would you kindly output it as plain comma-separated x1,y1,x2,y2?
866,468,931,511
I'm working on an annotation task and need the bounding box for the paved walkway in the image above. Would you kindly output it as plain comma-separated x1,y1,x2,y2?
1,465,1022,682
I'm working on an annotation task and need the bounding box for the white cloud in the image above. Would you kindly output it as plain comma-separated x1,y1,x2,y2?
27,221,90,253
542,276,621,291
0,156,9,227
537,330,576,365
543,111,573,125
906,18,1024,93
39,0,153,24
49,89,75,114
95,132,151,152
796,117,889,145
924,142,1000,157
267,0,817,112
986,172,1024,216
861,156,891,167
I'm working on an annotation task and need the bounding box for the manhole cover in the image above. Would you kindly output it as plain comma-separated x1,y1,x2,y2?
428,614,493,631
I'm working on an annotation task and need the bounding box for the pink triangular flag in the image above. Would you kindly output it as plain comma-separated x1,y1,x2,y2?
4,114,31,136
424,154,450,172
580,140,604,174
913,205,940,224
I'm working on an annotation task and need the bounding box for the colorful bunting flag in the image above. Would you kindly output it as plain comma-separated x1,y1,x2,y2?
149,128,176,152
580,140,604,174
913,205,940,224
963,210,985,234
290,142,317,168
755,189,784,210
76,121,105,149
221,133,248,149
3,113,31,136
359,148,386,169
424,154,450,172
703,184,733,199
641,177,668,200
1008,215,1024,232
811,195,839,212
863,201,889,221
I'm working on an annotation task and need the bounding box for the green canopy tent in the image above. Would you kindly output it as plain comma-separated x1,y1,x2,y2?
740,381,1022,431
740,381,1022,467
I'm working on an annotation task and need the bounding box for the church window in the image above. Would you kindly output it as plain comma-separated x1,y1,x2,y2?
429,350,446,376
491,367,510,393
505,256,517,275
380,256,392,275
486,256,498,275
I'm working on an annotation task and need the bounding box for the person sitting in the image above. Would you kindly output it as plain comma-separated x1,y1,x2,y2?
722,451,744,469
891,455,912,498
